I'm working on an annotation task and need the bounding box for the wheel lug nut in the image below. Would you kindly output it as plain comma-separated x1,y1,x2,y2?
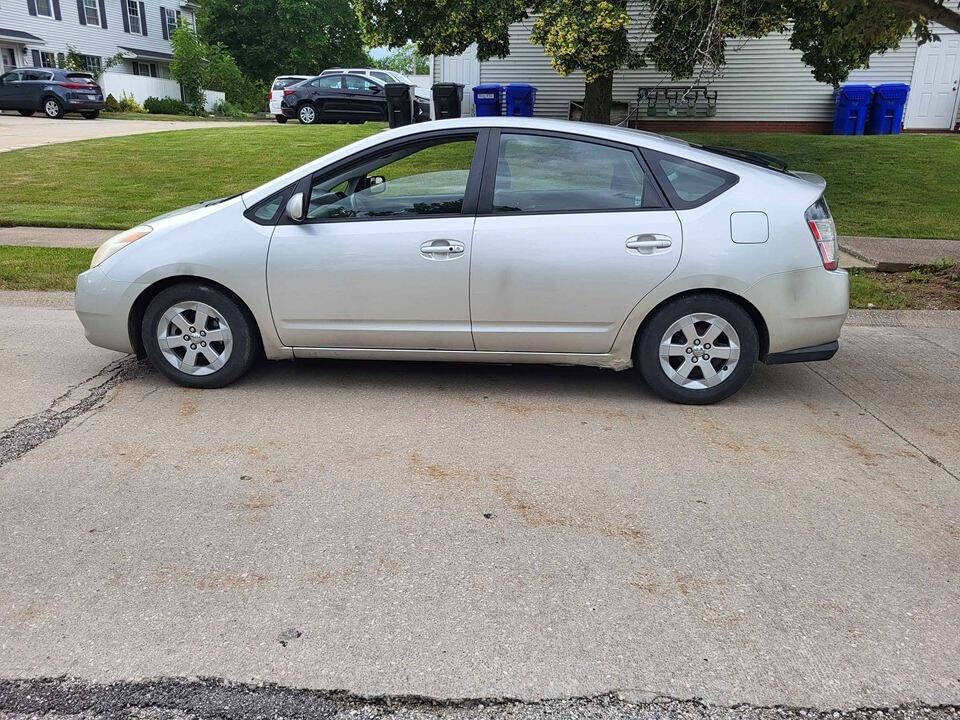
694,339,700,345
704,343,711,349
685,347,692,354
183,335,190,340
703,354,710,359
200,331,206,337
201,342,207,347
190,343,197,350
692,357,698,363
189,326,196,333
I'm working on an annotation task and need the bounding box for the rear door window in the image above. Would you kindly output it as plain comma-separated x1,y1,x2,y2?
311,76,343,89
645,150,738,209
489,133,663,214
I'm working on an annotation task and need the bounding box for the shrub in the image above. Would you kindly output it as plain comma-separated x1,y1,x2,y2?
211,99,245,118
143,96,193,115
117,91,144,113
103,93,120,112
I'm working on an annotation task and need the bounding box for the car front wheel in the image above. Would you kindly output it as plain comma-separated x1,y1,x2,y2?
275,114,288,124
43,97,64,118
297,103,318,124
636,294,759,405
141,283,259,389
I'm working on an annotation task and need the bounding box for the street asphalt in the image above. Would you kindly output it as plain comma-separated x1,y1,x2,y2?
0,292,958,717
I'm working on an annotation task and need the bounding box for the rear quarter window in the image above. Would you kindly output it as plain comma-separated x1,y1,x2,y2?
645,150,738,209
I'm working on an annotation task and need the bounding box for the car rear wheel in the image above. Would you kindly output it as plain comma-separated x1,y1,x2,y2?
43,97,64,119
275,114,288,124
82,110,99,119
141,283,259,389
18,110,34,117
636,294,759,405
297,103,318,124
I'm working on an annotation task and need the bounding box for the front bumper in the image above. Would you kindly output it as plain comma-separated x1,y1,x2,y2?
75,266,143,354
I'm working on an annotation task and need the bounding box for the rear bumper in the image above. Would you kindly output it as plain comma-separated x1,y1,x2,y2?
765,341,838,365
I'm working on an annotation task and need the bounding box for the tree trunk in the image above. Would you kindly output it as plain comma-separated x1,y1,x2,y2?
886,0,960,32
581,72,614,124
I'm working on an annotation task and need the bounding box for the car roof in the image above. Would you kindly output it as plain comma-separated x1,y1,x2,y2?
242,116,797,207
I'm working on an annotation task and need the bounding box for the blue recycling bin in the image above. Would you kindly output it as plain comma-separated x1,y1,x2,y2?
833,84,874,135
867,83,910,135
472,83,503,116
504,83,537,116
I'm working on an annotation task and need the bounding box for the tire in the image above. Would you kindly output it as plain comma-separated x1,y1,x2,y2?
275,114,288,124
81,110,100,119
18,110,34,117
635,293,759,405
141,282,259,389
297,102,318,124
42,97,65,119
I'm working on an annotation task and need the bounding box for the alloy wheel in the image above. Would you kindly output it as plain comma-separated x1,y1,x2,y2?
658,312,741,390
299,105,316,124
156,301,233,376
44,99,61,118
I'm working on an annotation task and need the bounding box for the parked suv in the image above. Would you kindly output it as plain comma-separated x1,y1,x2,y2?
0,68,104,119
268,75,310,123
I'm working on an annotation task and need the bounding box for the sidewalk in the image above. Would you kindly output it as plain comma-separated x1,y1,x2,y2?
839,236,959,271
0,226,112,248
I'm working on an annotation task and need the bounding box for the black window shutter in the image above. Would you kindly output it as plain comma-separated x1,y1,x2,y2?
98,0,107,27
139,1,147,35
76,0,86,24
175,10,181,23
121,0,129,31
32,49,41,66
160,6,167,39
57,51,66,66
53,0,62,19
27,0,37,15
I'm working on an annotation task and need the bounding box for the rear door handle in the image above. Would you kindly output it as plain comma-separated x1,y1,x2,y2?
626,234,672,252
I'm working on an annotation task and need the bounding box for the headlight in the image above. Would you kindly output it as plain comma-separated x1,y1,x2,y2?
90,225,151,268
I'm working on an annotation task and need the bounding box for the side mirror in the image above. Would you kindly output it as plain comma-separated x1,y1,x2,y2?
368,175,387,194
285,192,306,222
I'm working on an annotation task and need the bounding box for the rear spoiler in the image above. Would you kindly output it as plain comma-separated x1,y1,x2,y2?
791,171,827,194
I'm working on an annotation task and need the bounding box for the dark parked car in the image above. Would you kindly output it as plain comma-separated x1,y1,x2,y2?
0,68,104,119
280,72,429,125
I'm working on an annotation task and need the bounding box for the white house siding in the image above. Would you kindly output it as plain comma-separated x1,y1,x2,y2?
436,3,960,126
0,0,194,75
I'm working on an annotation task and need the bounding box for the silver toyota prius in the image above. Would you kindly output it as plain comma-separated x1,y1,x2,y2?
76,117,848,404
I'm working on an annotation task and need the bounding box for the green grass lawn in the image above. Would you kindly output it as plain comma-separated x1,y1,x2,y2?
0,245,94,291
0,123,957,238
101,112,269,123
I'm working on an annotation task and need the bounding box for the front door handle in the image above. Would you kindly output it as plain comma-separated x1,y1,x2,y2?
420,240,465,259
626,234,672,253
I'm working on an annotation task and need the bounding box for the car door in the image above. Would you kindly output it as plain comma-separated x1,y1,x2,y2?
0,70,22,109
307,75,347,120
21,70,51,110
341,74,385,121
266,130,485,349
469,130,683,354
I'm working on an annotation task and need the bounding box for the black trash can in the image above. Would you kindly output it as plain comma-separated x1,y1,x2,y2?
432,82,464,119
385,83,414,128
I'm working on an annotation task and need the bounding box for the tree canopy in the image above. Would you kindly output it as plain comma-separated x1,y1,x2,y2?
354,0,960,122
197,0,369,84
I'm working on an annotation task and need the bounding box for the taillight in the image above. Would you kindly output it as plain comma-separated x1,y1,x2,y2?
61,81,93,89
806,198,838,271
283,88,296,96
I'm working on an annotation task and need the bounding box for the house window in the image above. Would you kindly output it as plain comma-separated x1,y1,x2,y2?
83,0,100,26
164,8,178,38
39,51,57,68
127,0,142,33
133,61,158,77
81,55,102,73
35,0,53,16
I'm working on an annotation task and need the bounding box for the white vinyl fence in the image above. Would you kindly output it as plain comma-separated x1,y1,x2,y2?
100,71,224,112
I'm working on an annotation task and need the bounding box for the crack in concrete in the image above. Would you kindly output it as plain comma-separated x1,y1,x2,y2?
0,677,957,720
0,357,148,468
805,363,959,483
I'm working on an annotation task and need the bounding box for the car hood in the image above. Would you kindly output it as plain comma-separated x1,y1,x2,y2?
146,194,242,224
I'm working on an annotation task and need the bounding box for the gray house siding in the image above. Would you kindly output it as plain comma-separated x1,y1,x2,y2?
435,4,960,127
0,0,194,75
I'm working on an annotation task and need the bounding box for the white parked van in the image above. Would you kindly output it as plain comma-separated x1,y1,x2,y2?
269,76,311,123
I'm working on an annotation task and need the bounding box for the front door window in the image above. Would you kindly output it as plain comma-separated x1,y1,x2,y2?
0,47,16,73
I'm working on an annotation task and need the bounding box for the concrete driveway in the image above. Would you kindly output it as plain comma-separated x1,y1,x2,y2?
0,291,958,714
0,111,262,153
